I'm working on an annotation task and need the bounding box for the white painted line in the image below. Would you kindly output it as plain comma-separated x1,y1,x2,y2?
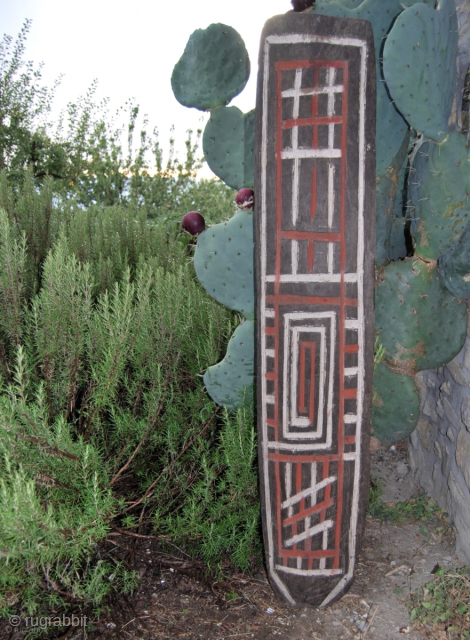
285,463,293,517
282,148,342,159
319,527,329,570
344,413,358,424
344,367,358,377
292,69,302,226
281,85,344,98
292,240,299,275
285,519,334,547
327,242,334,274
276,565,343,577
281,475,337,510
290,325,326,430
328,163,336,228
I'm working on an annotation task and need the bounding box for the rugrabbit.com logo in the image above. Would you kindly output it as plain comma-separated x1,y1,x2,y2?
6,614,87,634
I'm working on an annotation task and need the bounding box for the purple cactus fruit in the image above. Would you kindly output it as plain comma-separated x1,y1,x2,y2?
182,211,206,236
291,0,315,11
235,188,254,210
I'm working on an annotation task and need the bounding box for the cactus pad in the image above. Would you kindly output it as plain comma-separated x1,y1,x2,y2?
375,258,467,373
389,217,408,262
171,23,250,112
203,106,255,190
311,0,409,175
375,131,410,265
439,221,470,299
410,133,470,260
372,363,420,445
204,320,254,409
194,208,254,320
383,0,458,141
322,0,363,7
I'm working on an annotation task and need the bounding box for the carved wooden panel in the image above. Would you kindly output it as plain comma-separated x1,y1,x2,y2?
255,12,376,607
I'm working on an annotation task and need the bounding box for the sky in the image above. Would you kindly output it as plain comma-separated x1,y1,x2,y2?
2,0,291,175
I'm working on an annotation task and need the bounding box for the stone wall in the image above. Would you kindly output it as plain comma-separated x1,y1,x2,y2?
408,311,470,564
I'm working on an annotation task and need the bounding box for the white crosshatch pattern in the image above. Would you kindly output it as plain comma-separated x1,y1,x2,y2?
276,461,342,576
282,65,341,227
264,63,357,284
260,31,369,607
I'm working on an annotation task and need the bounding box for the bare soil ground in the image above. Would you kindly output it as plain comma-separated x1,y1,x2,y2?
1,444,463,640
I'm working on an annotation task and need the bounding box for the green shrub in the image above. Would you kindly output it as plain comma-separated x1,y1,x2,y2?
0,199,262,616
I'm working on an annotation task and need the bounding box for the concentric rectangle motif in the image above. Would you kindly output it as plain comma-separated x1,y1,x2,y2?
255,13,376,607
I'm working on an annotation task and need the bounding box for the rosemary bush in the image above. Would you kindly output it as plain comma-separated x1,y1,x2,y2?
0,181,262,617
0,21,260,618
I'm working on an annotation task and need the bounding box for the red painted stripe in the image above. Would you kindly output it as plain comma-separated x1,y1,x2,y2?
344,344,359,353
308,241,314,271
344,436,356,445
310,66,319,227
282,115,343,129
266,295,358,307
279,548,336,559
265,372,276,380
269,452,343,464
267,418,277,427
265,327,276,335
275,59,344,72
282,231,341,242
309,346,315,424
298,342,316,417
283,498,335,527
299,344,306,414
343,388,357,399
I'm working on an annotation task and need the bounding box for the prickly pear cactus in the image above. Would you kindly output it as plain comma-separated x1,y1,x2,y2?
203,319,254,409
375,258,467,373
372,363,421,445
311,0,409,176
439,222,470,299
375,132,410,265
409,133,470,260
194,208,254,320
171,23,250,111
203,107,255,190
383,0,458,142
173,0,470,445
172,23,255,409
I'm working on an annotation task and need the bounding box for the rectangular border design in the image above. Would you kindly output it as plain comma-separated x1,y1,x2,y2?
259,33,368,607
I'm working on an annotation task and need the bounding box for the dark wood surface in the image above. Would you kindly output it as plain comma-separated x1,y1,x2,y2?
254,12,376,607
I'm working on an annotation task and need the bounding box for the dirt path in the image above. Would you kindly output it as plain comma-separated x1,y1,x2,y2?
1,446,461,640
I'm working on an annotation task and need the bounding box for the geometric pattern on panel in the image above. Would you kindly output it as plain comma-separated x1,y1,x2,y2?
256,14,375,609
282,312,336,444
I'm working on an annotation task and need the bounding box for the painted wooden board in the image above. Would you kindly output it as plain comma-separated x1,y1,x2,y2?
254,12,376,608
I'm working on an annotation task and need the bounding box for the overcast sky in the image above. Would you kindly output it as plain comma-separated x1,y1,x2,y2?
2,0,291,175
